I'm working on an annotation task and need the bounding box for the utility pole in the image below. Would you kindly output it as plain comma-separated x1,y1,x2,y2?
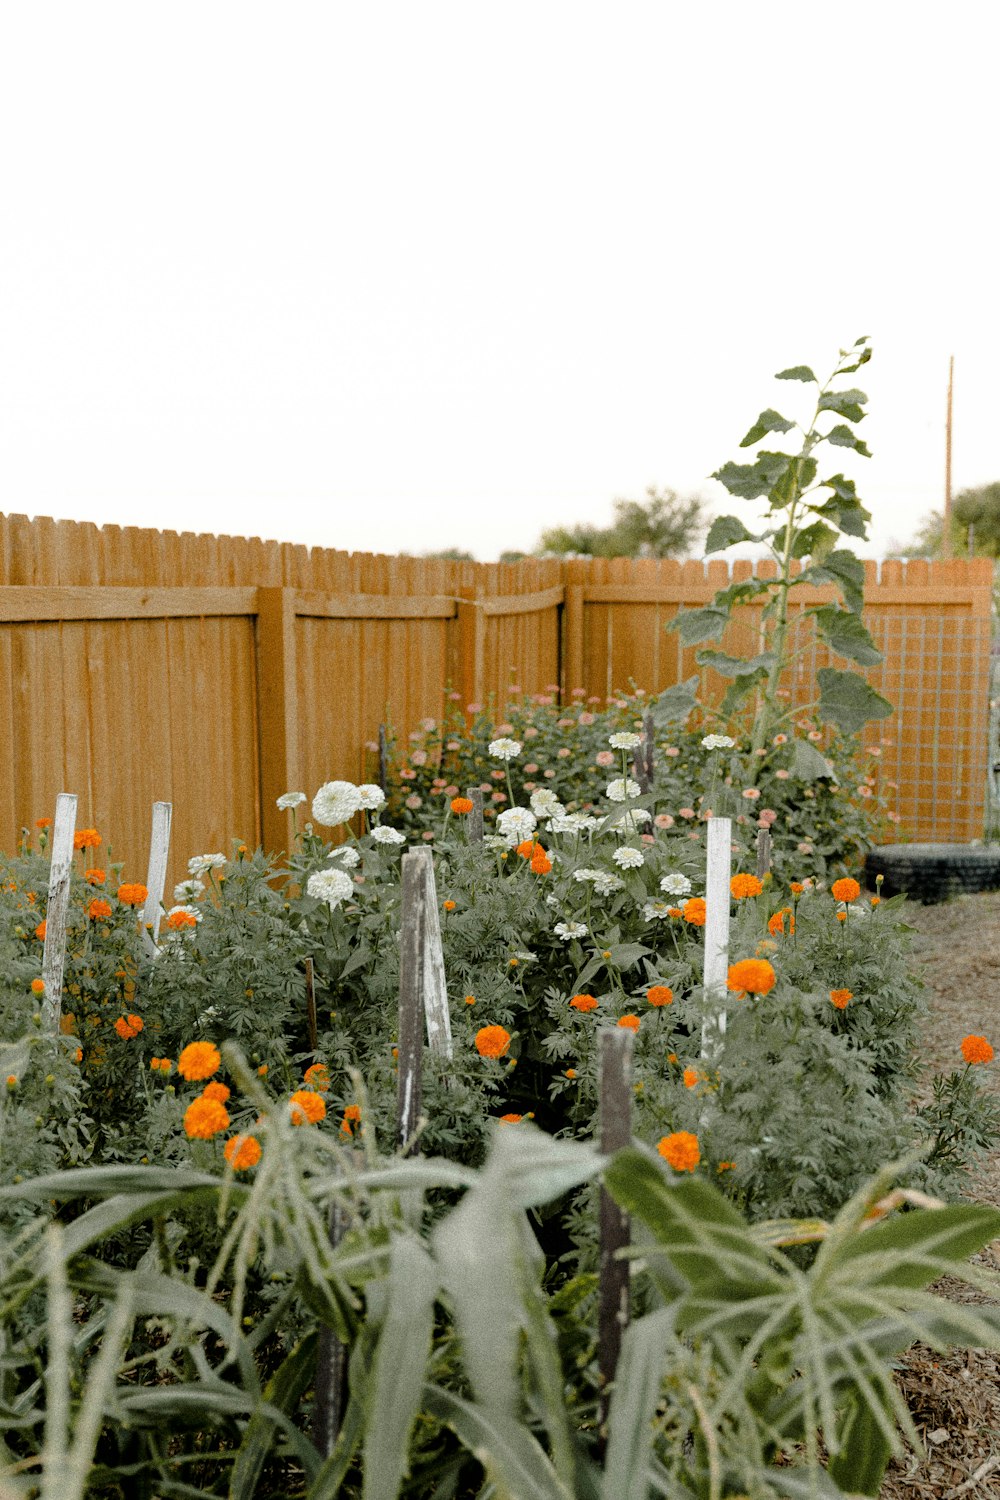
942,354,954,558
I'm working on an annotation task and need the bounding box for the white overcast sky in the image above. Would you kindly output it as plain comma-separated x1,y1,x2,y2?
1,3,997,562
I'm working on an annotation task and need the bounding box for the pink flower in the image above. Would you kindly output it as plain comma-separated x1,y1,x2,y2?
736,814,747,824
587,696,601,705
422,718,436,732
774,768,790,780
797,841,813,853
448,691,462,701
400,768,416,780
467,702,482,714
741,788,761,801
808,730,823,742
759,808,778,825
495,723,514,736
422,830,435,841
411,751,428,766
664,746,680,757
857,785,873,798
479,782,492,792
524,726,539,739
887,810,901,822
557,718,574,729
536,694,554,705
557,747,571,758
679,808,695,819
596,750,615,767
546,683,560,693
405,794,423,809
543,769,556,778
523,781,536,790
688,831,701,841
491,791,507,803
641,833,655,844
572,687,586,697
491,770,506,780
446,740,461,751
579,712,596,725
772,733,788,745
523,764,537,776
444,784,459,795
869,746,882,757
654,813,674,829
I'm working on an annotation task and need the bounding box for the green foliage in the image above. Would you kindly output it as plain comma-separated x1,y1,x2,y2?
537,486,708,559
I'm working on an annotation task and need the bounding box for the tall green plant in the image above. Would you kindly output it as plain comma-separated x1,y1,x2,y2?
670,338,892,771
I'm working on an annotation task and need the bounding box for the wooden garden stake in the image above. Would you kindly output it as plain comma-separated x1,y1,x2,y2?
396,847,453,1150
598,1027,634,1441
305,957,318,1055
756,826,771,880
312,1200,350,1458
633,711,655,795
702,816,732,1064
140,801,172,956
41,793,77,1033
465,785,484,843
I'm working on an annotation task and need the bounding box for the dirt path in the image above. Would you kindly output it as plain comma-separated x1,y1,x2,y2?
882,892,1000,1499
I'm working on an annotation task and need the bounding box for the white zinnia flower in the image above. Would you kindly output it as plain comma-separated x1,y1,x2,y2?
530,788,563,817
484,834,514,851
167,902,203,924
573,868,601,884
489,737,522,761
701,734,736,750
606,778,641,802
554,921,588,941
312,781,362,827
609,731,643,750
330,846,360,868
173,878,204,903
497,807,536,840
613,846,645,869
371,825,406,846
592,872,625,895
617,809,652,832
307,868,355,909
276,791,306,810
356,784,386,811
550,813,597,834
660,873,692,896
642,900,673,921
188,853,226,876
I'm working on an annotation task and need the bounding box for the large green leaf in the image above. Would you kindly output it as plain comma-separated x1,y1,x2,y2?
817,669,893,736
712,451,796,501
362,1235,438,1500
602,1309,675,1500
649,676,699,726
695,649,776,679
818,388,868,424
739,409,795,448
823,423,872,457
801,548,866,613
668,606,729,646
775,365,817,383
826,1203,1000,1294
790,738,834,782
231,1333,318,1496
719,668,770,718
810,605,883,665
810,491,872,540
704,514,759,553
826,1388,894,1497
423,1384,573,1500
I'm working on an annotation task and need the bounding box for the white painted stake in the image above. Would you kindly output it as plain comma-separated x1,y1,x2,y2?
141,801,172,956
41,793,77,1033
411,846,453,1058
701,816,732,1063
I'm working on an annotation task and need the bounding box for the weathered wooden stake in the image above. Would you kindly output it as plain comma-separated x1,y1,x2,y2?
377,723,388,793
41,793,77,1033
702,816,732,1063
140,801,172,956
756,826,771,880
396,847,453,1149
465,785,484,843
632,711,656,795
598,1027,634,1441
305,957,318,1055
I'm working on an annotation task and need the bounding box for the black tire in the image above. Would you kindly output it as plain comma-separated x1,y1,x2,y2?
864,843,1000,904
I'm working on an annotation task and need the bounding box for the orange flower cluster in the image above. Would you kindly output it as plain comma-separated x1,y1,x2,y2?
184,1096,230,1139
450,796,474,815
789,881,805,895
113,1013,144,1039
768,907,795,937
85,868,106,886
165,909,198,931
475,1025,512,1058
829,989,853,1010
657,1131,700,1172
682,897,706,926
35,817,52,830
201,1081,230,1104
340,1102,362,1135
683,1067,699,1089
116,883,148,906
290,1090,327,1126
730,873,764,899
224,1134,262,1171
646,985,673,1007
35,921,46,940
726,959,776,997
88,898,112,922
569,994,598,1013
73,828,102,850
831,878,861,904
499,1113,523,1124
304,1063,330,1091
961,1035,994,1065
617,1014,640,1031
443,900,457,912
564,1067,577,1079
149,1057,173,1072
30,977,44,996
178,1041,221,1080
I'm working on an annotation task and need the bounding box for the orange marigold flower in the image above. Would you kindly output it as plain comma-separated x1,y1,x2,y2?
74,1047,83,1063
617,1014,640,1031
516,839,539,858
114,1017,135,1039
730,874,764,899
870,896,881,907
289,1090,326,1126
340,1101,362,1134
224,1134,262,1171
116,883,148,906
683,1067,698,1089
768,907,795,937
789,881,805,895
666,906,683,918
831,878,861,903
829,989,853,1010
717,1160,736,1173
88,898,112,922
646,985,673,1007
35,921,47,940
35,817,52,829
668,1052,678,1063
257,1063,268,1076
961,1035,995,1065
443,900,457,912
200,1080,230,1104
657,1131,700,1172
125,1013,143,1034
304,1063,330,1091
450,797,474,814
464,994,476,1005
30,978,45,995
165,909,198,930
6,1075,17,1088
564,1067,577,1078
184,1096,230,1139
682,897,707,926
726,959,777,997
530,852,553,874
569,994,598,1013
73,828,102,850
177,1041,221,1081
836,911,847,923
499,1113,523,1124
475,1024,512,1058
85,868,106,885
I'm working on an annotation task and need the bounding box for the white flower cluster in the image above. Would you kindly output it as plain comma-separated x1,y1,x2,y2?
642,900,673,921
489,737,522,761
307,868,354,910
554,920,588,941
173,878,204,903
617,809,651,832
608,731,643,750
573,868,624,895
497,807,536,840
276,791,306,810
606,778,641,802
550,813,599,834
612,846,645,869
530,788,563,819
312,780,385,828
357,784,386,811
701,734,736,750
371,825,406,846
188,853,226,876
330,846,360,868
659,872,692,896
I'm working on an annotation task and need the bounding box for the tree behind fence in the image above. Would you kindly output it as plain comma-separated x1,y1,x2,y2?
2,513,992,886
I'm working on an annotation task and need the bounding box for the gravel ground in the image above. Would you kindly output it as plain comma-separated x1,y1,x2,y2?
880,892,1000,1499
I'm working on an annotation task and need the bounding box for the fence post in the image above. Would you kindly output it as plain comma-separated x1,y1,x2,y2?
41,793,77,1033
457,589,485,713
598,1027,634,1442
756,826,771,880
702,816,732,1064
563,584,585,699
465,786,484,843
255,586,300,859
140,801,172,956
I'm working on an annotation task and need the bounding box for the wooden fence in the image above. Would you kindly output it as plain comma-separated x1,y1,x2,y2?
2,513,993,885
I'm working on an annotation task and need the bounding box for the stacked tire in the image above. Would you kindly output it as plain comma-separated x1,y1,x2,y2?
864,844,1000,904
